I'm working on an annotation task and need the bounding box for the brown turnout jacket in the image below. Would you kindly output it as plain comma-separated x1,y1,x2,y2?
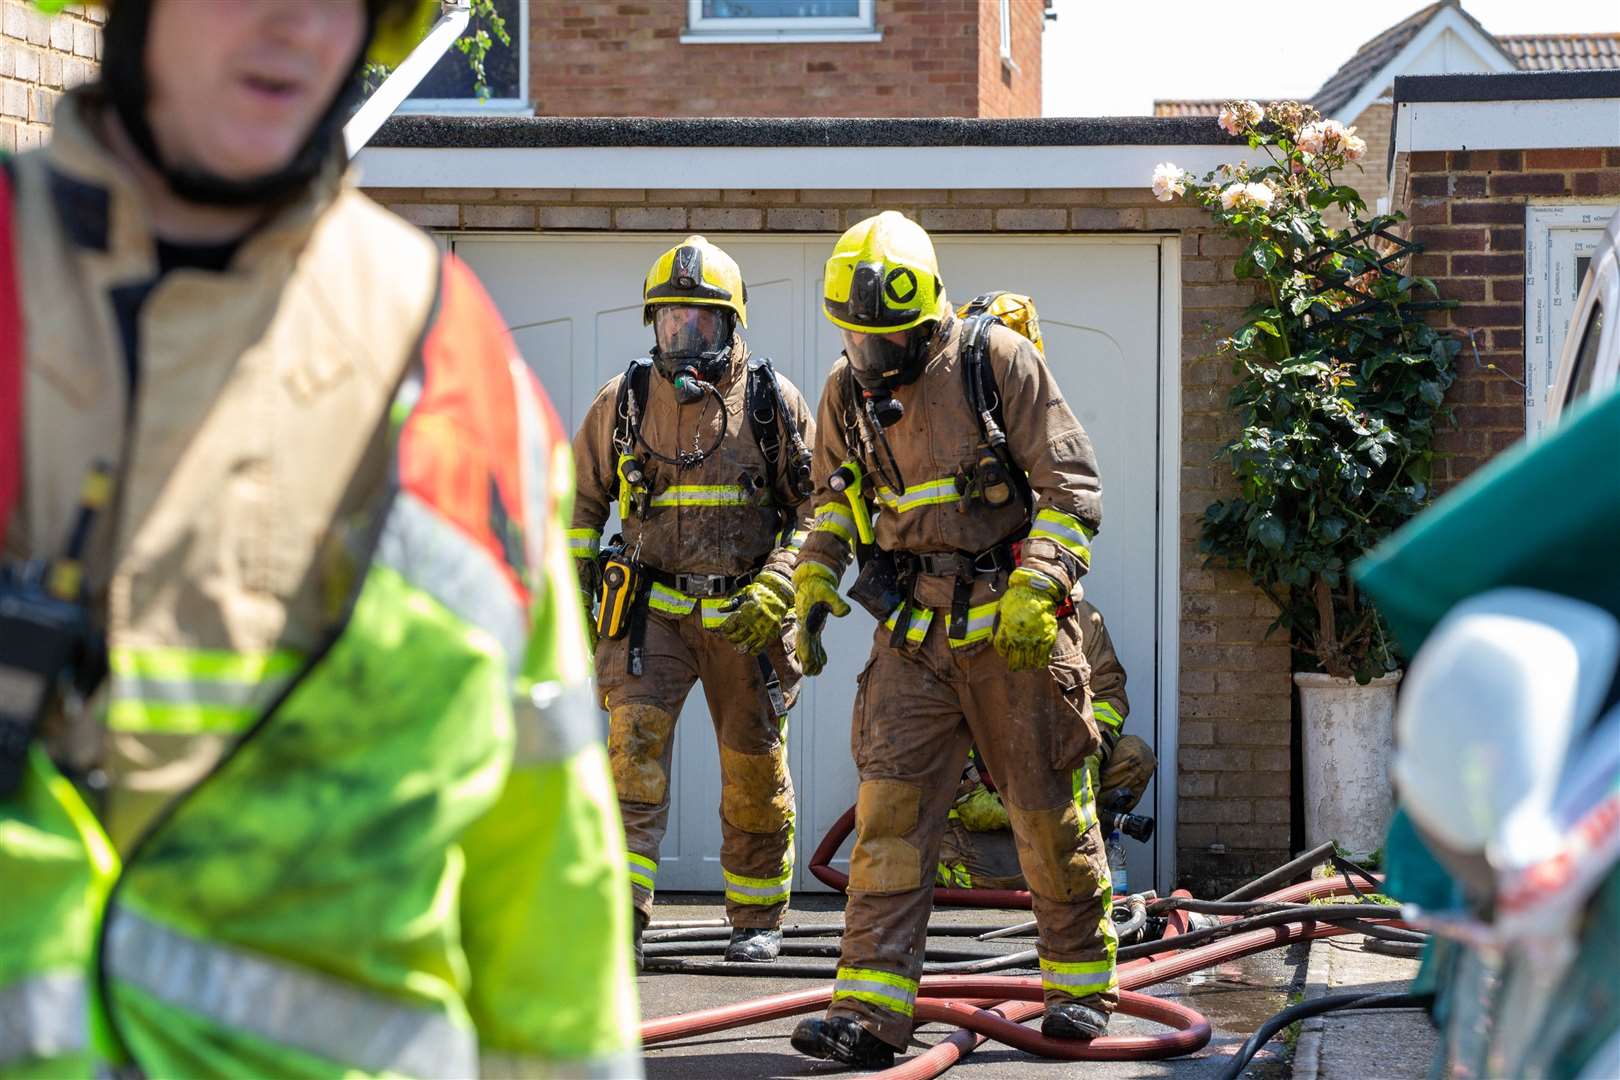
570,338,815,582
798,315,1103,613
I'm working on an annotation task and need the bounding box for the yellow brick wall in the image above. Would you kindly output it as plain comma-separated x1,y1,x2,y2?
0,0,100,154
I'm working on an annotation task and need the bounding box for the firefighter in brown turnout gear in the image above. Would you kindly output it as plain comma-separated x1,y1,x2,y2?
789,212,1115,1067
938,599,1159,890
571,237,816,966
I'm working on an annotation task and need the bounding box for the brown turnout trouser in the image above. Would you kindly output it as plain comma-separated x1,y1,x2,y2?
597,606,799,929
828,612,1118,1049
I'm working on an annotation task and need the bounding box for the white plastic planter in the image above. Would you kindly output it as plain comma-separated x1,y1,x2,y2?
1294,671,1403,860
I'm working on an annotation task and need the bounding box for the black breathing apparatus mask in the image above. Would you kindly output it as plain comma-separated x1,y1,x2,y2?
841,322,935,396
651,305,733,403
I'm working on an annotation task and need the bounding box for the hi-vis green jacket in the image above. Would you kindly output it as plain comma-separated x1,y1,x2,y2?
0,91,639,1079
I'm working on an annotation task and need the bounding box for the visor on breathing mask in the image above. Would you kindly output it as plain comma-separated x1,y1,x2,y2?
654,306,730,366
841,324,934,391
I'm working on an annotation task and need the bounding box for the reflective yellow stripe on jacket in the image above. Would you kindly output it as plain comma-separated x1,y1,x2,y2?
883,600,1000,648
646,582,735,629
873,476,958,514
1029,507,1094,568
107,647,304,735
649,484,751,508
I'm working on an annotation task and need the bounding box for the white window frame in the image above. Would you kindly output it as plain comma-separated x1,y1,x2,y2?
998,0,1013,63
681,0,881,44
1524,203,1619,438
402,0,531,115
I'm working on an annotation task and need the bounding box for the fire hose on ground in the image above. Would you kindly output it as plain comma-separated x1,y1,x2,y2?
641,830,1420,1077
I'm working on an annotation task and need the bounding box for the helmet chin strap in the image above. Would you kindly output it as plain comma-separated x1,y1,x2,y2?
101,0,372,210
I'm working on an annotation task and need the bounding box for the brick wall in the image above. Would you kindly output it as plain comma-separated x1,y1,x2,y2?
0,0,99,154
1399,147,1620,487
532,0,1036,119
364,182,1291,892
976,0,1042,119
1344,101,1391,212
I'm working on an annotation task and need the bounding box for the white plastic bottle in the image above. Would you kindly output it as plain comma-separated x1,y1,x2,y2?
1106,829,1129,896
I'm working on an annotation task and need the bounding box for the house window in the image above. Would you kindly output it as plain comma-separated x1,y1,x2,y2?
404,0,528,113
683,0,880,43
999,0,1013,62
1525,204,1613,436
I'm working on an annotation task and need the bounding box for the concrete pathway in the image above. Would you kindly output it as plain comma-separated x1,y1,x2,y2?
1290,933,1436,1080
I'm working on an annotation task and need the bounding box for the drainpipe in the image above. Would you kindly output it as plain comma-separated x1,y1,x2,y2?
343,0,471,158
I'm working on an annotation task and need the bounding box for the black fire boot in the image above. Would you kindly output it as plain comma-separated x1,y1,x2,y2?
724,927,782,962
632,909,649,973
790,1015,896,1068
1041,1001,1109,1040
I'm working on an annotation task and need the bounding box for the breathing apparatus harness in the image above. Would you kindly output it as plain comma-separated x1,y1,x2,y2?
599,354,813,678
836,299,1049,645
621,350,730,472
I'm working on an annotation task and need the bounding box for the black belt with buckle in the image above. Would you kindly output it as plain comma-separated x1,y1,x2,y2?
909,545,1014,580
647,567,759,598
904,544,1017,642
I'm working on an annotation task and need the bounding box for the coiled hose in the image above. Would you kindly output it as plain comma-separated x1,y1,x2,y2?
641,872,1419,1077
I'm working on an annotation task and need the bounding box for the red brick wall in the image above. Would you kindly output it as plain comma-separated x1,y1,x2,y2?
1400,148,1620,487
364,182,1291,893
0,0,99,153
532,0,1031,118
976,0,1043,119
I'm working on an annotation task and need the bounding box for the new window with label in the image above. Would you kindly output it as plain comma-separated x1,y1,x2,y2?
405,0,527,112
685,0,879,42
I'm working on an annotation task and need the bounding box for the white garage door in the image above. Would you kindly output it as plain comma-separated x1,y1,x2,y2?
452,233,1176,892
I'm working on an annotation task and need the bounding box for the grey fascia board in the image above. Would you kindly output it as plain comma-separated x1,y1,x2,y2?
369,114,1242,150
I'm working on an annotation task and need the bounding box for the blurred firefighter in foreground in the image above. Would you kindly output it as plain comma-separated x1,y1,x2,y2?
0,1,638,1076
938,599,1157,891
789,212,1117,1068
571,236,816,967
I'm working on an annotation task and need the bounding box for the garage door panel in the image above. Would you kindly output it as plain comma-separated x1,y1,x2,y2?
451,233,1168,893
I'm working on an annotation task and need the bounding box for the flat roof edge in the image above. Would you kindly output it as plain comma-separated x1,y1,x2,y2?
1394,70,1620,104
369,114,1243,150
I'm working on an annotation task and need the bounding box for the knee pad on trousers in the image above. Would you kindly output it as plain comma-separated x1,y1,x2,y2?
1002,798,1096,903
607,703,675,805
719,743,794,834
848,778,923,893
1099,734,1157,813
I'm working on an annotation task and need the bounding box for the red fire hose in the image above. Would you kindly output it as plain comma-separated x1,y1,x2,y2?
642,874,1395,1078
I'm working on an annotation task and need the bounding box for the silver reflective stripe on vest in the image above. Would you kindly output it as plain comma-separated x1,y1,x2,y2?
109,673,292,711
514,680,601,765
375,491,528,675
0,971,86,1067
104,907,476,1079
481,1046,646,1079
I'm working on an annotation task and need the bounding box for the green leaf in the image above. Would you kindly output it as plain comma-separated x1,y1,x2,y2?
1252,513,1286,552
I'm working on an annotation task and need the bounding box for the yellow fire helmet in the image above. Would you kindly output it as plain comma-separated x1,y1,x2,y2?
958,291,1045,355
642,235,748,329
32,0,438,68
823,211,948,334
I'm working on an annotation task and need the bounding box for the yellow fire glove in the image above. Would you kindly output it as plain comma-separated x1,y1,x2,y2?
716,570,794,656
955,783,1010,833
792,561,850,676
993,568,1062,672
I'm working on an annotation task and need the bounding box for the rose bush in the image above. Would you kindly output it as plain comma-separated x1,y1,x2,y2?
1154,101,1459,682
